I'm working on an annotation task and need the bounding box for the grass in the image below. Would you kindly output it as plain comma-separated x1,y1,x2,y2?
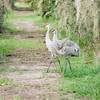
0,76,12,86
13,95,22,100
5,11,58,33
0,38,44,56
5,11,35,32
0,66,17,73
6,12,35,22
0,10,45,57
15,2,31,8
58,55,100,100
5,11,43,25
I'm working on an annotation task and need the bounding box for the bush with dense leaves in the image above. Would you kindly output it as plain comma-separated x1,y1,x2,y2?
26,0,55,18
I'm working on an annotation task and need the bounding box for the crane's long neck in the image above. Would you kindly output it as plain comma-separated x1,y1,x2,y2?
53,30,58,42
46,26,52,43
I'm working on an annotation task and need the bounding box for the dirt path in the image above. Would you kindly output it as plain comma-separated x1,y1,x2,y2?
0,11,75,100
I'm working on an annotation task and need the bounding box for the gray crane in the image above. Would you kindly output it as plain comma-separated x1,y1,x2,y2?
52,30,80,56
45,24,58,57
52,30,80,72
45,25,80,72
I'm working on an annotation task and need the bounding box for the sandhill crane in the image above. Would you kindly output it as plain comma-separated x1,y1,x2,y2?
52,30,80,72
45,25,80,72
53,30,80,56
45,24,58,57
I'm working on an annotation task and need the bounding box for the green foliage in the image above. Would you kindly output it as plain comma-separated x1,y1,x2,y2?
56,0,77,36
26,0,38,10
0,66,17,73
78,32,94,62
41,0,56,18
26,0,56,18
59,73,100,100
79,33,93,48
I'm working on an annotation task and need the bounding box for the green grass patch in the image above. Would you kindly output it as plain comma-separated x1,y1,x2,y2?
13,95,22,100
0,66,18,73
6,11,34,21
0,76,12,86
0,38,44,56
58,55,100,100
15,2,31,8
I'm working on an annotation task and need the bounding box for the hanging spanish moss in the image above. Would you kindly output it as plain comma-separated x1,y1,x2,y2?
55,0,78,45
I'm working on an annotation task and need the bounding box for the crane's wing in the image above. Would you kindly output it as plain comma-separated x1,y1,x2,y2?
55,39,80,56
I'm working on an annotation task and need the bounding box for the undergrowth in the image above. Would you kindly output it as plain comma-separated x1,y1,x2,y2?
57,27,99,100
58,53,100,100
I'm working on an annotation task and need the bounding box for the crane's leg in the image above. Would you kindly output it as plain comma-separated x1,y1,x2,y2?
56,56,62,72
47,59,54,73
47,57,57,73
65,58,72,72
64,58,67,74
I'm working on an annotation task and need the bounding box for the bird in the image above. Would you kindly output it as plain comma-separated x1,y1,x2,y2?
52,29,80,72
45,24,80,72
45,24,60,72
52,30,80,56
52,29,68,50
45,24,58,57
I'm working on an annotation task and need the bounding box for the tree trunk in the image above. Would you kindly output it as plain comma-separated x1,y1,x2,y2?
3,0,11,10
0,0,6,33
9,0,16,9
93,0,100,65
